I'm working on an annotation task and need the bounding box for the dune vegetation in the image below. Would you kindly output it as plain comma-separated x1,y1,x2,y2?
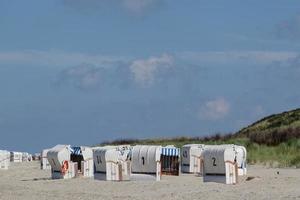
99,108,300,168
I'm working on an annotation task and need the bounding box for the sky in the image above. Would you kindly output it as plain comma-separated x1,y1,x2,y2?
1,0,300,153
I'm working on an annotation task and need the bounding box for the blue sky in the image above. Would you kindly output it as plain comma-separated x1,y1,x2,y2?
1,0,300,152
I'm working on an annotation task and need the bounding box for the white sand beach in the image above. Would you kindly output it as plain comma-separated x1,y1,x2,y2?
0,162,299,200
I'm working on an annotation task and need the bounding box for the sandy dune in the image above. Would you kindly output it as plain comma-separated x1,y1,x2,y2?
0,162,299,200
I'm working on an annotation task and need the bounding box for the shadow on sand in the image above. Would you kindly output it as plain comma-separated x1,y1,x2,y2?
21,177,52,182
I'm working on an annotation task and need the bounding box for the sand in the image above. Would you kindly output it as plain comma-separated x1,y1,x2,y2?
0,162,299,200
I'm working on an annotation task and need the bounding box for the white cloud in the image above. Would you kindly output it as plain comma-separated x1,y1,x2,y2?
1,50,299,69
198,98,230,120
0,50,128,67
129,54,173,86
178,51,299,65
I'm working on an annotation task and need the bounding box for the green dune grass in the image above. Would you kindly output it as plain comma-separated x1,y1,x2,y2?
97,109,300,167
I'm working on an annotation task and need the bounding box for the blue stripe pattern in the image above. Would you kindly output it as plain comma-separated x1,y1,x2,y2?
161,147,180,156
70,147,82,156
